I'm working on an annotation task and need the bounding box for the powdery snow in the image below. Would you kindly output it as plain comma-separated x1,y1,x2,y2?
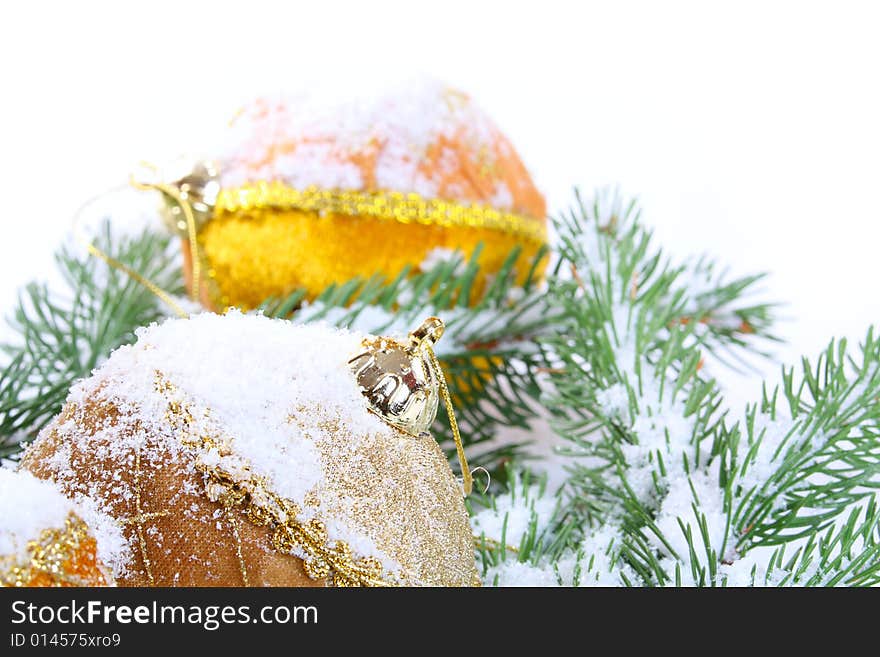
0,468,129,576
51,311,408,574
485,560,560,586
70,493,132,579
218,78,519,211
0,468,74,562
484,525,634,587
653,469,727,561
73,311,387,504
471,475,557,546
595,382,630,420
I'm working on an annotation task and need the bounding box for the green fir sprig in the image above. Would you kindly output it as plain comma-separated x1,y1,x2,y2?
474,190,879,586
0,224,182,457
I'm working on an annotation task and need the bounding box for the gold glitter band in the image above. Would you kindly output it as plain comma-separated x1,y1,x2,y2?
204,464,390,587
215,183,548,245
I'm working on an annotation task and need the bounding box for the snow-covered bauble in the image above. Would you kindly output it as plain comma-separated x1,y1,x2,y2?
21,312,478,586
151,80,547,310
0,469,127,587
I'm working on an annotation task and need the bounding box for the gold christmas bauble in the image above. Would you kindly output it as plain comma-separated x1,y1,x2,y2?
22,312,478,587
156,80,548,310
0,469,123,587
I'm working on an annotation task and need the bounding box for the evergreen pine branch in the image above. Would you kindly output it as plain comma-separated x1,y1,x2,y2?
481,324,880,586
554,189,780,366
0,223,182,457
545,189,759,528
536,190,878,586
721,330,880,562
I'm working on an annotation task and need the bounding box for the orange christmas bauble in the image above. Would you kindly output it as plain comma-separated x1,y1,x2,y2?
159,80,547,310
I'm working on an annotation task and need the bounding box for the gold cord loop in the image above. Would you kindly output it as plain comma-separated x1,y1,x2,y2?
424,342,473,495
129,170,202,304
471,466,491,494
72,188,190,319
84,241,189,320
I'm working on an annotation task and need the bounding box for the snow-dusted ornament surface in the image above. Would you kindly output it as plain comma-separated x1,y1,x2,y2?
0,469,126,587
147,80,548,310
21,312,478,586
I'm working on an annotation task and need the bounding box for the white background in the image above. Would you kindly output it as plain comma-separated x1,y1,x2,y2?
0,0,878,410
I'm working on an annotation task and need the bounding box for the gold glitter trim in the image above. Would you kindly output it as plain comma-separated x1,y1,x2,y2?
204,465,389,587
0,514,101,587
214,183,548,245
155,372,394,587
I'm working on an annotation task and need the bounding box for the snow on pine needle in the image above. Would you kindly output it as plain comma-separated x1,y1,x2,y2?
470,468,637,587
716,333,880,586
471,469,558,555
0,224,183,457
510,190,880,586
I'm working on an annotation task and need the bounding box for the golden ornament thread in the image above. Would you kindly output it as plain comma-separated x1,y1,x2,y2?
81,242,189,319
214,183,548,245
130,170,202,305
72,186,190,319
474,535,520,554
224,508,251,587
423,342,473,496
